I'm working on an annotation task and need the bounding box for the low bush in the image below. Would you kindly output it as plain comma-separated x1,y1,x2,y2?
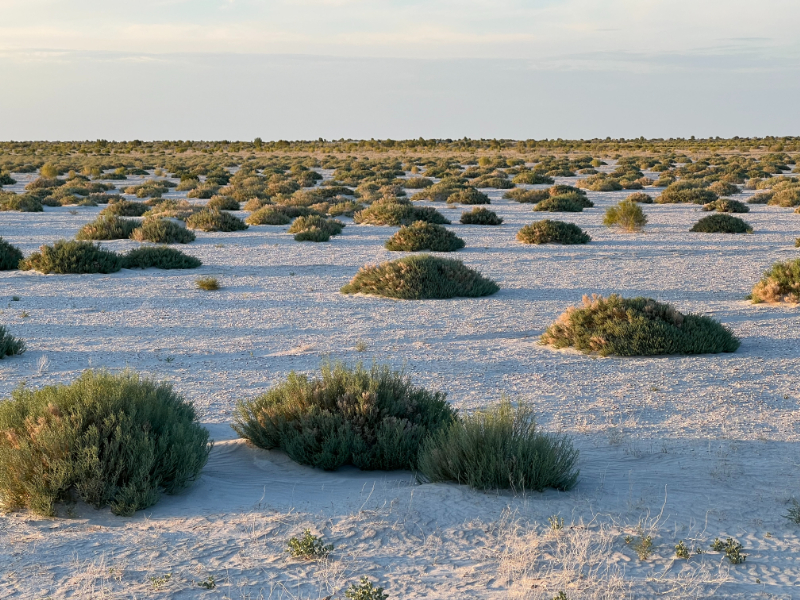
345,577,388,600
206,195,240,211
340,254,498,300
20,240,122,274
131,218,196,244
328,200,365,217
446,188,490,205
232,362,456,471
657,183,718,204
708,181,741,196
196,276,220,291
403,177,433,189
122,247,201,270
503,189,550,204
603,201,648,232
533,194,589,212
541,294,740,356
576,174,623,192
0,237,24,271
748,192,772,204
0,325,25,359
385,221,465,252
750,258,800,304
243,197,272,212
460,207,503,225
354,199,449,226
626,192,653,204
517,220,590,244
418,399,579,492
768,184,800,207
100,200,149,217
186,209,248,232
288,215,345,242
702,199,749,213
0,192,43,212
512,171,554,185
246,206,292,225
690,214,752,233
0,370,211,516
287,530,333,560
75,216,138,241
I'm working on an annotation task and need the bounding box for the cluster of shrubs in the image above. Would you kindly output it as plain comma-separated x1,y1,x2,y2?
517,220,590,245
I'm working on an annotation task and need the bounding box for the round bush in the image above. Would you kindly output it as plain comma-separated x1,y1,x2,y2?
76,216,139,241
533,194,589,212
541,294,740,356
288,215,344,242
446,188,490,205
0,370,211,516
657,183,718,204
690,214,752,233
750,258,800,304
20,240,122,274
403,177,434,189
517,220,590,244
512,171,554,185
341,254,499,300
603,200,648,232
186,209,249,232
0,237,24,271
354,199,449,226
418,399,579,492
232,363,455,471
503,189,549,204
0,192,43,212
0,325,25,359
122,246,202,269
460,207,503,225
708,181,740,196
100,200,149,217
206,195,241,211
246,206,292,225
626,192,653,204
131,218,196,244
702,199,749,213
385,221,465,252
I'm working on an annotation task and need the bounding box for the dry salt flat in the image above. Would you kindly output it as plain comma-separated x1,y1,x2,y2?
1,165,800,599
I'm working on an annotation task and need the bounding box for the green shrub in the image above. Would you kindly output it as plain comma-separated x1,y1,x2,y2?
517,220,591,244
345,577,388,600
246,206,292,225
541,294,740,356
0,325,25,359
767,184,800,207
354,199,449,226
533,194,589,212
100,200,149,217
503,188,549,204
657,184,718,204
243,197,272,212
403,177,433,189
702,199,749,213
512,171,554,185
232,363,455,471
708,181,740,196
0,192,43,212
690,214,752,233
196,276,220,291
288,215,344,242
603,201,648,232
122,247,201,270
472,176,513,189
75,216,139,241
625,192,653,204
287,530,333,560
446,188,490,205
460,207,503,225
576,174,623,191
710,538,746,564
750,258,800,304
385,221,465,252
206,195,240,211
748,192,772,204
418,399,579,492
131,218,196,244
341,254,498,300
20,240,122,274
186,209,248,232
0,370,211,516
0,237,24,271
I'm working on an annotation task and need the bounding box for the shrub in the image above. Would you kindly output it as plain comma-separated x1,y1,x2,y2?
0,325,25,359
533,194,588,212
410,206,450,225
20,240,122,274
0,237,24,271
626,192,653,204
710,538,746,565
503,188,550,204
186,209,248,232
206,195,240,211
196,277,220,291
0,370,211,516
541,294,740,356
345,577,388,600
748,192,772,204
232,362,455,471
708,181,740,196
460,207,503,225
446,188,490,205
702,199,749,213
243,197,271,211
657,184,717,204
690,214,752,233
354,199,449,226
517,220,591,244
767,184,800,207
385,221,465,252
0,192,43,212
288,215,344,242
403,177,433,189
341,254,498,300
131,218,196,244
122,247,201,270
287,530,333,560
576,174,623,192
40,163,59,178
100,200,149,217
512,171,554,185
603,201,648,232
750,258,800,304
246,206,292,225
75,216,139,241
418,399,579,492
328,200,365,217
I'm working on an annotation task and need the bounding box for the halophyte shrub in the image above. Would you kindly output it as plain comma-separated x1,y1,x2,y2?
603,200,648,232
460,207,503,225
517,220,591,244
131,218,196,244
20,240,122,274
690,214,752,233
0,237,24,270
385,221,465,252
121,246,202,269
750,258,800,304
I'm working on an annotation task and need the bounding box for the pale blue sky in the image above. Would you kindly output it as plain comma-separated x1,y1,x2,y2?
1,0,798,140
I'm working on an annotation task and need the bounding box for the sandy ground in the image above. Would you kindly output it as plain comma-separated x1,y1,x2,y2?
1,165,799,598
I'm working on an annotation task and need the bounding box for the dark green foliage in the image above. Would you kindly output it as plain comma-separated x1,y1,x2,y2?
341,254,498,300
503,188,550,204
385,221,465,252
410,205,450,225
0,325,25,359
710,538,746,564
690,214,752,233
287,530,333,559
0,192,43,212
100,200,149,217
0,173,16,185
75,216,138,241
446,187,490,205
0,237,24,271
702,199,749,213
418,399,579,492
186,209,248,232
20,240,122,274
603,201,648,232
131,218,196,244
232,363,456,471
460,207,503,225
751,258,800,303
748,192,771,204
533,194,589,212
517,220,591,244
541,294,740,356
0,370,211,516
246,206,292,225
288,215,344,242
122,246,201,270
206,195,240,211
626,192,653,204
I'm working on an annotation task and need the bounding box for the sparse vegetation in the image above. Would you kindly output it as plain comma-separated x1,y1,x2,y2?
122,246,201,269
517,220,591,244
0,237,24,271
287,530,334,560
246,206,292,225
503,188,550,204
206,195,241,211
20,240,122,274
385,221,465,252
446,187,490,205
460,207,503,225
690,214,753,233
750,258,800,304
354,198,449,226
603,200,648,232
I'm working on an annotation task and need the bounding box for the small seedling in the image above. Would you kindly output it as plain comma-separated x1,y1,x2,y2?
711,537,746,564
551,593,568,600
20,311,29,318
287,529,333,560
149,573,172,590
198,575,216,589
164,356,175,363
675,540,691,559
355,340,367,353
196,277,220,291
548,515,564,531
626,529,654,560
344,577,387,600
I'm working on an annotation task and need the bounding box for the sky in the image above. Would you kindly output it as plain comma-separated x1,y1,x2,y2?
0,0,798,141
